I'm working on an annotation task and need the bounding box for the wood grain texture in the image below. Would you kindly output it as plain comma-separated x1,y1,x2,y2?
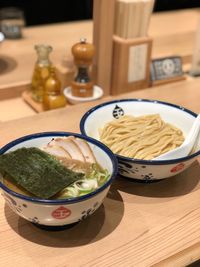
93,0,116,96
22,90,44,113
152,76,186,87
0,8,199,99
0,81,30,99
1,78,200,266
0,97,36,122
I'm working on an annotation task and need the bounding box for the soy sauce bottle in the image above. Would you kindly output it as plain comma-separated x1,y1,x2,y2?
43,67,67,111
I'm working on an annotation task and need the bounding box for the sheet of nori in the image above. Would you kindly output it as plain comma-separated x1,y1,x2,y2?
0,147,84,199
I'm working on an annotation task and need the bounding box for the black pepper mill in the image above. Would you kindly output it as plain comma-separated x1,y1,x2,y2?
71,38,95,97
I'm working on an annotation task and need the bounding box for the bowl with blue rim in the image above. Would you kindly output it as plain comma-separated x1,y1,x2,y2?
80,99,200,182
0,132,118,229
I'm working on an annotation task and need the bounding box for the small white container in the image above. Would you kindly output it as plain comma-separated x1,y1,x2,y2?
63,85,103,105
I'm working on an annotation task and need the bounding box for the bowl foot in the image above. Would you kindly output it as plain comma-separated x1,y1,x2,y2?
32,222,79,231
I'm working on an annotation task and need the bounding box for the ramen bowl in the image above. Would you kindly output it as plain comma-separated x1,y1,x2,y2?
0,132,117,228
80,99,200,182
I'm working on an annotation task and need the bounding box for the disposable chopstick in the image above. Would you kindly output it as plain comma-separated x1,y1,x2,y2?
139,0,155,37
115,0,154,39
123,0,130,38
127,0,135,38
131,0,143,38
115,0,132,38
114,0,121,36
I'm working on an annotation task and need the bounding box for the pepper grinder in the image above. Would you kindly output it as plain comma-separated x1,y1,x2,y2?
71,38,95,97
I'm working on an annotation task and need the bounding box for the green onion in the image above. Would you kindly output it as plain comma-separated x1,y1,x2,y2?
57,186,79,199
56,164,111,199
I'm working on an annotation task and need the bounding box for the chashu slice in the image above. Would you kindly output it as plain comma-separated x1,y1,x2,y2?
52,137,85,162
42,144,72,159
46,137,92,174
69,136,96,163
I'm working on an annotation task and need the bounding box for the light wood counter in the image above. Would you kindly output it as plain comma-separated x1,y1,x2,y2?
150,8,199,62
0,8,199,97
1,78,200,267
0,97,35,121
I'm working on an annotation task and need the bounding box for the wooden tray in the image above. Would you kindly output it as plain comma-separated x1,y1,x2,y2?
151,75,187,87
22,90,44,113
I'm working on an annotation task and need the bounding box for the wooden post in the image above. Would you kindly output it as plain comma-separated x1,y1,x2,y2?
93,0,116,96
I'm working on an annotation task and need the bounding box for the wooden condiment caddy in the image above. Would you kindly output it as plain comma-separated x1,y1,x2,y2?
111,35,153,95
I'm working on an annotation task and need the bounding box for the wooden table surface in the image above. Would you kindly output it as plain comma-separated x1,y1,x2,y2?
0,8,199,94
1,78,200,267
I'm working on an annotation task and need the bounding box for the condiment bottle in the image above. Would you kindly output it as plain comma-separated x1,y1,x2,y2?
31,44,52,102
71,38,95,97
43,67,67,111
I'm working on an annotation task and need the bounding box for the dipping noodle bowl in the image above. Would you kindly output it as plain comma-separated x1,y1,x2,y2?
80,99,200,181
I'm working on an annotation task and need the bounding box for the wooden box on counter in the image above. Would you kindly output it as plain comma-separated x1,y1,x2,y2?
111,35,153,95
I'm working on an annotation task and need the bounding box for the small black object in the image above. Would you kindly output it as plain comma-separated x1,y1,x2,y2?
113,105,124,119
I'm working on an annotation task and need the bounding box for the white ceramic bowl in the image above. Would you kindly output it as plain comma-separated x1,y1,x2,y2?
80,99,200,182
63,85,103,105
0,132,117,228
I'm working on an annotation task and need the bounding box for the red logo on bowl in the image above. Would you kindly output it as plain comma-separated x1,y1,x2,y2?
51,206,71,219
170,163,185,173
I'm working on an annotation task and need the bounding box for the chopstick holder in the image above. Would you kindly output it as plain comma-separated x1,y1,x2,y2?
111,35,152,95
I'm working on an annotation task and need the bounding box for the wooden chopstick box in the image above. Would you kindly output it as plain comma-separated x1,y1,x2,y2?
111,35,153,95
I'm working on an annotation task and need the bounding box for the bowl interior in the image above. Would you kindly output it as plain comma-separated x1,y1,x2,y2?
81,99,200,155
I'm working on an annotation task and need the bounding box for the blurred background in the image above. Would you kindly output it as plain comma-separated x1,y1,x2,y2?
0,0,200,26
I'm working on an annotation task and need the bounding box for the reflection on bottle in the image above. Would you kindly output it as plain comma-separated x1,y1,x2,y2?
31,44,52,102
43,67,67,111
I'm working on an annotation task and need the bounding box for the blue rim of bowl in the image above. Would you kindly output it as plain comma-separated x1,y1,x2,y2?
80,98,200,165
0,132,118,204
